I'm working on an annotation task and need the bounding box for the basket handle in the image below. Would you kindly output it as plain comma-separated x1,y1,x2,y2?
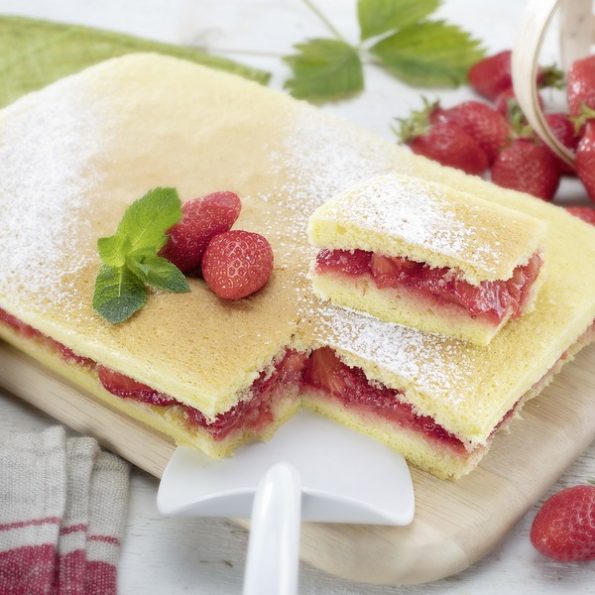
512,0,593,167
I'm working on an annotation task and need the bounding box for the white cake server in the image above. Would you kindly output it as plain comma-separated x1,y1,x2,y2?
157,410,414,595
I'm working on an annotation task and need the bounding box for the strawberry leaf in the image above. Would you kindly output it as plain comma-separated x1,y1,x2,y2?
93,265,147,324
283,39,363,100
370,20,485,87
128,253,190,293
357,0,440,40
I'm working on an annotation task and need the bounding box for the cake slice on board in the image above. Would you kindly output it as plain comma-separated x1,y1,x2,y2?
308,172,546,346
0,53,593,481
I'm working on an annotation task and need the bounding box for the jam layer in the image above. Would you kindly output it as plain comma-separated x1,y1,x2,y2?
0,306,562,455
315,249,543,325
0,306,306,442
302,347,467,454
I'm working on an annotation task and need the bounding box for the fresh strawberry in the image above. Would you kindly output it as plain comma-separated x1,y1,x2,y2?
397,99,489,175
576,121,595,202
201,230,274,300
544,113,579,175
468,50,514,101
530,484,595,562
97,366,176,406
469,50,563,102
565,206,595,226
567,55,595,116
491,139,560,200
160,191,241,274
437,101,510,163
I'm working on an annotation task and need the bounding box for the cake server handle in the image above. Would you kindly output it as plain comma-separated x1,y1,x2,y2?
242,462,302,595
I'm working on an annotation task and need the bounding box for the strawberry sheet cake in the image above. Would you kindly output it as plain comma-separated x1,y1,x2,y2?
0,54,593,479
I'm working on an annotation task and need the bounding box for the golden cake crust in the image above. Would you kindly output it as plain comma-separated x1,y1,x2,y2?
308,173,546,284
0,53,593,456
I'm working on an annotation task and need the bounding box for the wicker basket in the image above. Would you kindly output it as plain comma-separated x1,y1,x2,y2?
512,0,594,167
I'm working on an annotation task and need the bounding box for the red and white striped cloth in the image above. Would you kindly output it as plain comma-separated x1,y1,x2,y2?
0,427,129,595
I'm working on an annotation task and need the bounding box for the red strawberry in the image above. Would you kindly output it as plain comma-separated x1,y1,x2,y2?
201,230,274,300
468,50,513,102
160,191,241,274
97,366,176,406
543,113,579,175
491,139,561,200
567,55,595,116
397,100,489,175
437,101,510,164
576,121,595,202
565,206,595,226
530,484,595,562
469,50,563,102
402,122,489,175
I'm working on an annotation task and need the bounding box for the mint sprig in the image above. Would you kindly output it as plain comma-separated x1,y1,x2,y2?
283,0,485,102
93,187,190,324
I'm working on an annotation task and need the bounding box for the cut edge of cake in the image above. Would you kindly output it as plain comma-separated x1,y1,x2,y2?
307,173,547,286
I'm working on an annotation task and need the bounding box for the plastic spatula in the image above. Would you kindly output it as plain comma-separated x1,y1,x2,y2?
157,411,414,595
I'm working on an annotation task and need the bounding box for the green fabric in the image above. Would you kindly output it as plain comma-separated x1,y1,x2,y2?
0,15,270,108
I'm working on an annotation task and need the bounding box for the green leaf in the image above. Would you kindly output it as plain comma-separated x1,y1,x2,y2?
0,15,269,109
128,253,190,293
370,20,485,87
358,0,441,40
116,187,181,255
283,39,363,101
97,234,128,267
93,265,147,324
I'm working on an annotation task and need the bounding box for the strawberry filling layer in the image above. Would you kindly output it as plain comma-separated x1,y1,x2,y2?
2,307,588,455
302,347,467,454
0,306,307,442
315,249,543,325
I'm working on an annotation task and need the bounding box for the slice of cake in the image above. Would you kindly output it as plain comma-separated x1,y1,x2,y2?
0,53,593,481
308,173,546,346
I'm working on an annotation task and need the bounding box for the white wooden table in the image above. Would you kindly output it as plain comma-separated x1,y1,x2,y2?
0,1,593,592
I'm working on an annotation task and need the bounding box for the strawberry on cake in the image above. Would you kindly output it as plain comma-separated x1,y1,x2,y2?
0,53,593,481
308,173,546,346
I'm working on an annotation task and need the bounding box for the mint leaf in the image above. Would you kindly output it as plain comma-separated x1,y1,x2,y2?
93,187,189,324
284,39,363,100
128,253,190,293
370,21,485,87
358,0,440,40
116,187,181,254
93,265,147,324
97,234,128,267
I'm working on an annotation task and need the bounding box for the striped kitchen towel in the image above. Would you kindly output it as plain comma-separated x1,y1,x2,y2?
0,427,129,594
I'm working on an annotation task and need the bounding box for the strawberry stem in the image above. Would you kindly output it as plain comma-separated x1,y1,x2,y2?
571,104,595,135
539,64,564,89
394,97,439,143
508,102,535,140
301,0,346,42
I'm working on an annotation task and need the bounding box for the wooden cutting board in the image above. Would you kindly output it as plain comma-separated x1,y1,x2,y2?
0,340,594,586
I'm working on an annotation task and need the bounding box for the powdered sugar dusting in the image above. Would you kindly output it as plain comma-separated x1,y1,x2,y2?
0,80,104,313
316,304,473,402
260,104,395,242
317,173,499,267
261,103,478,402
